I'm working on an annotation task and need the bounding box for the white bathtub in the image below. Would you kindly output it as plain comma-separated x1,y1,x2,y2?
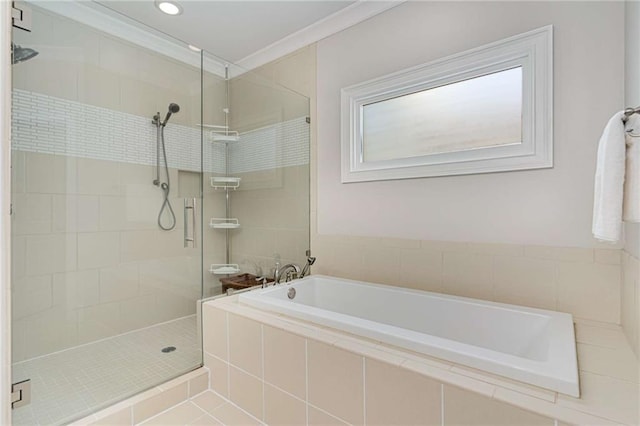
239,275,579,397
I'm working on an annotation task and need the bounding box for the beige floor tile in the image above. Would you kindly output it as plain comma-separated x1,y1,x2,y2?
228,366,263,421
307,406,349,426
188,414,223,426
211,403,262,426
139,402,205,425
264,384,306,426
191,391,227,416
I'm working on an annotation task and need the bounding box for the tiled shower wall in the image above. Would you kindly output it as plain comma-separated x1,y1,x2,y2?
202,115,310,296
11,107,310,359
10,150,202,362
10,4,311,359
11,2,210,362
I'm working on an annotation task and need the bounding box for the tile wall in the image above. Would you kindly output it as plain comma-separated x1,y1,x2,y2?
622,249,640,358
10,151,201,361
225,164,310,284
202,302,561,426
11,4,311,356
10,4,212,362
311,235,622,324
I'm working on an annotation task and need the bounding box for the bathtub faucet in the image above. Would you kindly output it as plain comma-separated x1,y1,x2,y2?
274,263,301,284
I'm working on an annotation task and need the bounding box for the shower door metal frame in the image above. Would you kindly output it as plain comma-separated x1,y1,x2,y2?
1,1,13,423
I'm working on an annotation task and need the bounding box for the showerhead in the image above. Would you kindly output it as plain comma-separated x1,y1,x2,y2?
12,43,38,64
163,103,180,125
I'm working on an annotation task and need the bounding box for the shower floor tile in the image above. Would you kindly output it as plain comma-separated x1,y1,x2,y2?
11,316,201,426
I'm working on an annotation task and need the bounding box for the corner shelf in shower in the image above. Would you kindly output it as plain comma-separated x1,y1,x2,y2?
209,131,239,142
210,264,241,275
210,176,241,189
198,124,241,142
210,218,240,229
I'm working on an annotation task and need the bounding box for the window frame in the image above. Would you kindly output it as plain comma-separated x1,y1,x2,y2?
340,25,553,183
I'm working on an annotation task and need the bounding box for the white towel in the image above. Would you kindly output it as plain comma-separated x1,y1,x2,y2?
623,114,640,223
592,111,626,242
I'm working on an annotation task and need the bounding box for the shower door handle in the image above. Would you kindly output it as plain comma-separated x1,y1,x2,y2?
184,198,196,248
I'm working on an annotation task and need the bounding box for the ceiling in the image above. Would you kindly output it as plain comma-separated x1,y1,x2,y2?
95,1,357,64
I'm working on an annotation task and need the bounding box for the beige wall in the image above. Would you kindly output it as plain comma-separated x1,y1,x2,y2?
316,1,624,248
269,3,628,326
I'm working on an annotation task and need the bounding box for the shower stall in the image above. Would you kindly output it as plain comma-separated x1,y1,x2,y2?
8,2,310,424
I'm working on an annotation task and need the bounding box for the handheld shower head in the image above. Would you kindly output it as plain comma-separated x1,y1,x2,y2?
163,103,180,126
12,43,38,64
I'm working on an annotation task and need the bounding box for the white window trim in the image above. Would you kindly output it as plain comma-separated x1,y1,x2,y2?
340,25,553,183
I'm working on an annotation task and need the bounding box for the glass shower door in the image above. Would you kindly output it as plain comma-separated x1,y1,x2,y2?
10,2,204,424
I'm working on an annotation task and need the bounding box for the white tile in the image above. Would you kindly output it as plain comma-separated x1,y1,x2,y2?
11,317,200,426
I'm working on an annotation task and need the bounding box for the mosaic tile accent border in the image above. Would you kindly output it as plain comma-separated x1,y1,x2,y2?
11,89,309,174
229,116,310,174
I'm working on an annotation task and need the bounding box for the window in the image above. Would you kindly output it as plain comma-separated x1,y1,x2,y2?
341,26,553,183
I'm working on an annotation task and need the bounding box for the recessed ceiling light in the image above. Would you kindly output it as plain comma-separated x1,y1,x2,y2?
155,0,182,16
188,45,202,52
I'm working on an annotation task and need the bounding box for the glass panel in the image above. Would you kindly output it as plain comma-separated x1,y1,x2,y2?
362,67,523,162
11,4,204,424
201,55,311,298
362,67,522,161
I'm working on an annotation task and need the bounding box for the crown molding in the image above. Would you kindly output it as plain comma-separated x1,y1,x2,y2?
29,1,405,77
31,0,229,77
236,0,406,71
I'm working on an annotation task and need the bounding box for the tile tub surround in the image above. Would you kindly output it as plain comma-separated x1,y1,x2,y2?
621,250,640,358
203,295,639,426
240,275,580,397
311,235,622,325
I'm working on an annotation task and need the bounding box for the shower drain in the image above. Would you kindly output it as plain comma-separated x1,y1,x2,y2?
161,346,177,353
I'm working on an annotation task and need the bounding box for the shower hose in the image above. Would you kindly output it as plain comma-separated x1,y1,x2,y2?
157,126,176,231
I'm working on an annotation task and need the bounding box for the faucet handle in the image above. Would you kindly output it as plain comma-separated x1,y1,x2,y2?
274,261,281,282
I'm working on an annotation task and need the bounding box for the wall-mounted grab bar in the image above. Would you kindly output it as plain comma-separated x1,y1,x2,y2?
184,198,196,248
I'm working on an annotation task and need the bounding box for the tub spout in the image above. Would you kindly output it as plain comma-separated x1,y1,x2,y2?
275,263,301,284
